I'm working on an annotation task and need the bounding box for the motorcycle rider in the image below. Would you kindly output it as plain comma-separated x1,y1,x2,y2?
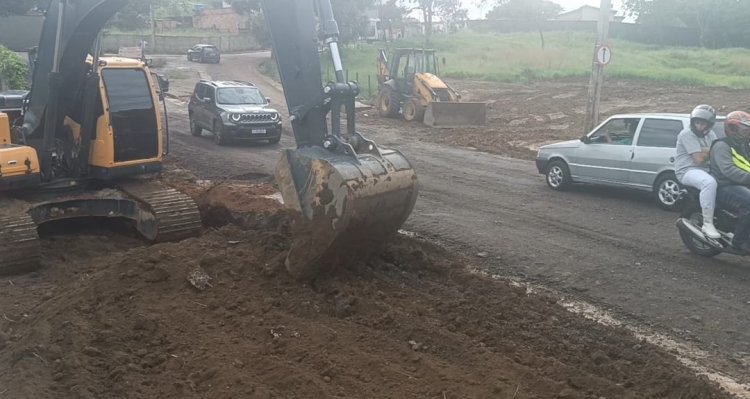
708,110,750,251
675,104,720,238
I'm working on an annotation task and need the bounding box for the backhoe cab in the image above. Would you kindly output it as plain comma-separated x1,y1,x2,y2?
376,48,487,127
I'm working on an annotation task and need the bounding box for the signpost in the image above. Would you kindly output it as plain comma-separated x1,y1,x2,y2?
583,0,612,134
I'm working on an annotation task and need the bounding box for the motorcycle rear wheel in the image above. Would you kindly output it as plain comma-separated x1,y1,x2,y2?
679,207,721,257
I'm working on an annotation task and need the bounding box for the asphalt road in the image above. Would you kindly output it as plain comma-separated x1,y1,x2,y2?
160,52,750,390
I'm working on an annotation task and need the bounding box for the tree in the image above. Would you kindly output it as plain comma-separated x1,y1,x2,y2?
405,0,467,44
0,0,38,16
330,0,377,44
229,0,261,15
250,10,271,48
0,45,29,90
486,0,562,48
623,0,750,47
380,0,408,40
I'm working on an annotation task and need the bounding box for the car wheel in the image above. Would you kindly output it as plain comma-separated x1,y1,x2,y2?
545,160,572,191
268,136,280,144
654,172,681,211
189,115,202,136
213,121,227,145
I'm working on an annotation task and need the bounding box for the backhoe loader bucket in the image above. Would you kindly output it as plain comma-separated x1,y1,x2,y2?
275,146,418,279
423,102,487,127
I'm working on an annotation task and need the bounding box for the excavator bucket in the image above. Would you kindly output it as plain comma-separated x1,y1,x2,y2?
423,102,488,127
275,147,418,279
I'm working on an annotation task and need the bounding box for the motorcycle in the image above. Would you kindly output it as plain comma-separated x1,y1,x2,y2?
676,187,750,257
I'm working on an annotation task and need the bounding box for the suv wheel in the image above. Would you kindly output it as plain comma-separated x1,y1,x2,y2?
189,115,202,136
214,121,227,145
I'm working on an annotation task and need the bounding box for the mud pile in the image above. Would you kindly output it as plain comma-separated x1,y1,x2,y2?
0,174,732,398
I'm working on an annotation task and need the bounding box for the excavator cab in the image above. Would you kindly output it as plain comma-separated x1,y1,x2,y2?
262,0,419,279
0,0,201,275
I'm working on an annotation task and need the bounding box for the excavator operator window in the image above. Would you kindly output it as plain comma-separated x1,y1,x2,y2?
101,68,159,162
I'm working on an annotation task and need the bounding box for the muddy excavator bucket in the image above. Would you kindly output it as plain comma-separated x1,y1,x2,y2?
275,146,418,279
423,102,488,127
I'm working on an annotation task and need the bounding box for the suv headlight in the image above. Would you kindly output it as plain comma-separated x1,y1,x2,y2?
230,113,242,123
271,112,280,121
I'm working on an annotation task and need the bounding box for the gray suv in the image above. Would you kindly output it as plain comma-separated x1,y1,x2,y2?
188,80,282,145
536,113,725,210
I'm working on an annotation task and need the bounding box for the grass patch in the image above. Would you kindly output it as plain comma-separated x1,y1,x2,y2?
311,31,750,92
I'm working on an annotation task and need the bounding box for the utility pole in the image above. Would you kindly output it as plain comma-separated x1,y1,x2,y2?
583,0,611,134
150,4,156,55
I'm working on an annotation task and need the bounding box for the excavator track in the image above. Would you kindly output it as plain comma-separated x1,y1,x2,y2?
0,213,41,275
119,180,203,243
0,180,201,276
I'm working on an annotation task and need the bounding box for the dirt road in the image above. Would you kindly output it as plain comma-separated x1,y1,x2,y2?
0,51,748,398
170,53,750,389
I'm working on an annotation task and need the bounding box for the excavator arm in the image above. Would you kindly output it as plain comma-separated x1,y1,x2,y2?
261,0,419,279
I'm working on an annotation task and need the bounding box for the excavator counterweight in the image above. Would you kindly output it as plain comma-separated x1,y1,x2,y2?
262,0,418,278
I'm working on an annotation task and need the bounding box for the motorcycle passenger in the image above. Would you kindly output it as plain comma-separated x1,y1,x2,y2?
709,110,750,251
675,104,720,238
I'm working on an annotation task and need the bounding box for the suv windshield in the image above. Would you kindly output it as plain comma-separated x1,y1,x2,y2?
217,87,266,105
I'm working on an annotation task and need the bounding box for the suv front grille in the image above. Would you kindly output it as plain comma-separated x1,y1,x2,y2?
239,113,275,122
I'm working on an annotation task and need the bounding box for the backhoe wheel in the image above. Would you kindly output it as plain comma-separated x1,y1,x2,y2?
214,121,227,146
402,98,425,122
189,115,202,136
377,87,400,118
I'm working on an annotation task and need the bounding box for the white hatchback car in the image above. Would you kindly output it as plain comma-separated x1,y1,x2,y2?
536,113,725,210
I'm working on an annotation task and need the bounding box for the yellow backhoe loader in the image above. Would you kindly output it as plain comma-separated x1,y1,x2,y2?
376,48,487,127
0,0,202,274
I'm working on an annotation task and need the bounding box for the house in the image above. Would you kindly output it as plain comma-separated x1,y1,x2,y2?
553,5,624,22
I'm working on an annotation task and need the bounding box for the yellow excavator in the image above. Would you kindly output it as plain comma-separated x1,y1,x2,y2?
0,0,202,274
261,0,419,278
376,48,487,127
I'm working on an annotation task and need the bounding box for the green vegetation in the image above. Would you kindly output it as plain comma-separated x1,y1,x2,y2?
321,31,750,91
0,45,28,90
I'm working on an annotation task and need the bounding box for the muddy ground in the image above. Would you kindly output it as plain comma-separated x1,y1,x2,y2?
1,53,749,398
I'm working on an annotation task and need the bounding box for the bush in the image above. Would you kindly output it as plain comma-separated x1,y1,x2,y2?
0,45,28,90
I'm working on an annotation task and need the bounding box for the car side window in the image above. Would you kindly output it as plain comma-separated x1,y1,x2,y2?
193,83,205,99
204,86,215,102
589,118,639,145
636,118,684,148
